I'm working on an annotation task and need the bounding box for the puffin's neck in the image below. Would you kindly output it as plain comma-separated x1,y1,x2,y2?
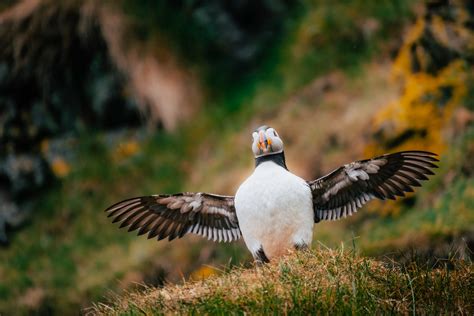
255,151,288,170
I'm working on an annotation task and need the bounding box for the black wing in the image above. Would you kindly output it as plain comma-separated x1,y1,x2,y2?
308,151,439,221
105,193,241,242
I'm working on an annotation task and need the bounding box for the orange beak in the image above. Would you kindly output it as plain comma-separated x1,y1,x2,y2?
257,130,272,152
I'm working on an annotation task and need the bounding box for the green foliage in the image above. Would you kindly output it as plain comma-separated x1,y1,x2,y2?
122,0,413,113
121,0,300,95
313,125,474,261
5,1,472,315
0,132,188,312
284,0,412,85
93,248,474,315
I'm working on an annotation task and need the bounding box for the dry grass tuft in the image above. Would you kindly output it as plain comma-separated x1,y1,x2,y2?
90,247,474,315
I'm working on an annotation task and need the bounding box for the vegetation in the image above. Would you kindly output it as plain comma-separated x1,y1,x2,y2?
91,248,474,315
1,0,473,314
315,125,474,257
162,117,474,315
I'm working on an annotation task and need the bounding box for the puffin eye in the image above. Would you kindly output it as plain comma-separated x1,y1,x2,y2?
273,131,277,137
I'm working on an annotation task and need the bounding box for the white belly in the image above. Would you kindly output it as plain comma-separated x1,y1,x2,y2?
234,161,314,259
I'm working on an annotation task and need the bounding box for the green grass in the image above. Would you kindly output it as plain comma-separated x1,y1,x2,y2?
312,126,474,259
91,248,474,315
0,1,438,314
0,133,187,311
82,118,474,316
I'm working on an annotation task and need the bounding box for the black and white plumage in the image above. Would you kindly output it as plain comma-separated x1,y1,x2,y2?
105,193,240,242
309,151,439,221
105,125,438,262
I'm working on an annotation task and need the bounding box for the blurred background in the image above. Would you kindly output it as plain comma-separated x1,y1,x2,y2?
0,0,473,314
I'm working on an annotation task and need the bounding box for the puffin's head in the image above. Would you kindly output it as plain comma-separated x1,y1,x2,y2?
251,125,284,158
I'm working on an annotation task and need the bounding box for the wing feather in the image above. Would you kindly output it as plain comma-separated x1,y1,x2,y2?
137,215,158,236
105,192,241,242
309,151,438,221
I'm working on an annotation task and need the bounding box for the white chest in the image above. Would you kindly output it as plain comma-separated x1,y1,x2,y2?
234,162,314,259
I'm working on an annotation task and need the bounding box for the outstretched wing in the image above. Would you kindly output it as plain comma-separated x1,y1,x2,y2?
308,151,439,222
105,193,241,242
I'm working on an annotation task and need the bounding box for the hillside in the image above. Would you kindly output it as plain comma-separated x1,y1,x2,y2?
89,0,474,312
1,0,473,314
91,248,474,315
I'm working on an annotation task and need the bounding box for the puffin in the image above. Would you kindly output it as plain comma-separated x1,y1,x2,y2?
105,125,438,263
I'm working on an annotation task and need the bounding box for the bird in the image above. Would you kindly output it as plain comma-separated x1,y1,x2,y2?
105,125,439,263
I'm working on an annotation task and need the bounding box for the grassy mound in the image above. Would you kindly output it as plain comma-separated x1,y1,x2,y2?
0,1,416,313
4,1,474,314
91,248,474,315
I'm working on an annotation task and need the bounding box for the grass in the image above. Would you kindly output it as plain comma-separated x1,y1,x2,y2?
90,2,473,314
312,125,474,259
138,122,474,315
1,1,454,314
91,247,474,315
0,132,186,312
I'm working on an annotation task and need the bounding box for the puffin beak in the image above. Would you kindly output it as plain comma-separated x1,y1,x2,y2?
258,130,272,152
